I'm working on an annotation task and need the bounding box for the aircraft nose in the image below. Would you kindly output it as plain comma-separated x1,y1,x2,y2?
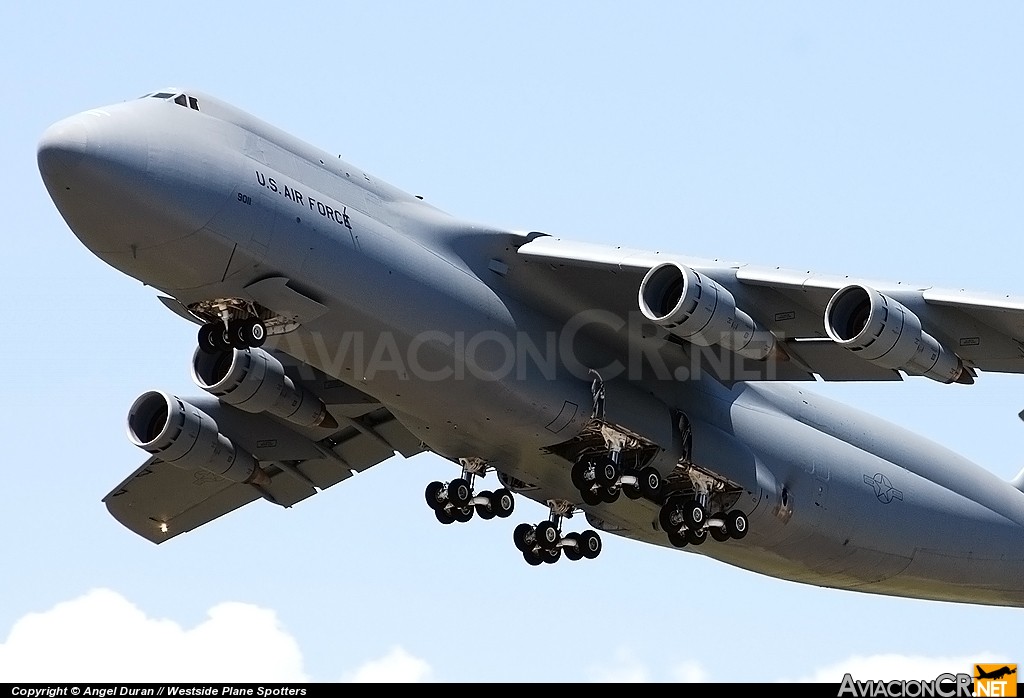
37,114,90,184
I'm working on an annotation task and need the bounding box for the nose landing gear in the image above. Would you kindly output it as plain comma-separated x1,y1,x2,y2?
198,317,268,352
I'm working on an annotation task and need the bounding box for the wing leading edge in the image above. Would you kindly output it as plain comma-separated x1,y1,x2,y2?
514,235,1024,382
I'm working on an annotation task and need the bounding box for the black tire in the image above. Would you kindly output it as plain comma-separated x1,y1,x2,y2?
226,320,249,349
726,510,749,540
579,530,602,559
685,527,708,546
639,467,662,500
238,318,267,348
595,455,619,486
475,490,495,520
667,529,688,548
434,507,455,525
542,546,561,564
659,499,683,533
197,324,221,354
581,487,602,506
453,506,473,523
682,499,707,529
571,457,591,490
424,481,445,510
513,523,535,552
709,512,731,542
562,532,583,561
535,520,559,549
447,478,472,507
600,486,620,504
523,548,543,566
199,323,232,353
491,488,515,518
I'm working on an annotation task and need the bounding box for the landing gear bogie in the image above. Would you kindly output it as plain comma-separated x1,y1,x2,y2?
197,318,266,354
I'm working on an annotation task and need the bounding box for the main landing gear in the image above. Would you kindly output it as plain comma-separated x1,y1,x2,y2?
512,503,602,565
423,473,515,525
658,496,748,548
198,318,267,353
571,452,663,506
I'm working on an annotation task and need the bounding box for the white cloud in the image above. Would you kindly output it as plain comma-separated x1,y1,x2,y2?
670,659,711,683
340,646,434,683
0,588,307,682
784,653,1012,683
587,648,651,683
587,648,714,683
0,590,437,684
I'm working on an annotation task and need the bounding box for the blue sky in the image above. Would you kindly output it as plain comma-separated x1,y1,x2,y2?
2,2,1022,682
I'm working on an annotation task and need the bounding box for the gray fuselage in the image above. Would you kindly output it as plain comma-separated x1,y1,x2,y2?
37,91,1024,607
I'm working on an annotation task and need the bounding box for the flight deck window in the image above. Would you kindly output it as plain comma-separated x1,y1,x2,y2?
149,92,175,99
171,94,201,111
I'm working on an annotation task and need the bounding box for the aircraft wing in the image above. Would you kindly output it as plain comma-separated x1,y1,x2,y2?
514,236,1024,381
104,381,424,544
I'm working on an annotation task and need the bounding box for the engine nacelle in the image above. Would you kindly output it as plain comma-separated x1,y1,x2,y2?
126,391,269,484
191,347,338,429
638,261,776,360
824,284,970,384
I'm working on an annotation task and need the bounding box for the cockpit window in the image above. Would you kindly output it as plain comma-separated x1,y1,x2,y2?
172,93,200,111
142,92,200,111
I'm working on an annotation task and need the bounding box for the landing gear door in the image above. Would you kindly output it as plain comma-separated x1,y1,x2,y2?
688,417,760,496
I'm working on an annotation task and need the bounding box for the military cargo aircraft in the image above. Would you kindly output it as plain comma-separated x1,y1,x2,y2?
37,89,1024,606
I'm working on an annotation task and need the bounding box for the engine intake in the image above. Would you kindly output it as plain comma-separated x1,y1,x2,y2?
126,391,269,484
638,261,776,360
191,347,338,429
824,284,970,384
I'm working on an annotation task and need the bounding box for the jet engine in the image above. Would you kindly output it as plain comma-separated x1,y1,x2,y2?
638,261,776,360
824,284,970,384
127,390,270,485
191,347,338,429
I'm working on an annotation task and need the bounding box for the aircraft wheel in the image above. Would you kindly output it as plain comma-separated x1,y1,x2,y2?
639,467,662,500
595,456,619,486
535,521,559,549
580,487,602,506
198,323,231,353
447,478,472,507
709,513,731,542
523,548,543,566
571,457,592,490
237,318,267,347
667,529,688,548
453,506,474,523
475,490,495,520
197,324,220,354
685,527,708,546
599,485,620,504
579,530,602,559
726,510,749,540
491,488,515,518
435,507,455,525
513,523,535,552
226,320,250,349
659,499,684,532
562,532,583,561
424,481,446,510
682,499,707,529
542,546,562,564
